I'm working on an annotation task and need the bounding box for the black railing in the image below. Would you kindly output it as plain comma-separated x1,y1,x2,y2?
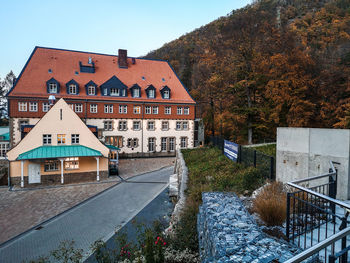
286,161,350,263
209,136,275,180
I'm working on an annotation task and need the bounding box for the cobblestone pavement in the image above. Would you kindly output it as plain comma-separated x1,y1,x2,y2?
0,167,172,263
0,157,174,244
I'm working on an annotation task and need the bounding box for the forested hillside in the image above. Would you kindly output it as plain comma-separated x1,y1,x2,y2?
145,0,350,144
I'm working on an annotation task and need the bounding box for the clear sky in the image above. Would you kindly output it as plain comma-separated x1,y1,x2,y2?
0,0,251,78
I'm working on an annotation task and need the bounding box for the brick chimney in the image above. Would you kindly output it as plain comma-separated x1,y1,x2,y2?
118,49,128,68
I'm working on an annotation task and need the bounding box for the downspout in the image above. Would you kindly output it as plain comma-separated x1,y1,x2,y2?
84,99,88,123
141,102,144,154
7,158,10,189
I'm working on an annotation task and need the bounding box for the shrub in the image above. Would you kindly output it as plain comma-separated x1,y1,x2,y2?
253,182,287,226
169,201,199,252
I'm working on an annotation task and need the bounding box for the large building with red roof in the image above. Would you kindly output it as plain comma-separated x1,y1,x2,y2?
8,47,202,155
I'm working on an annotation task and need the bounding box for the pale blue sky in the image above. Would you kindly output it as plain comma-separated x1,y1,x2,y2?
0,0,251,78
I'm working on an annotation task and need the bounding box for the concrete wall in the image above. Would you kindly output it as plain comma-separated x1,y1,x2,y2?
277,127,350,200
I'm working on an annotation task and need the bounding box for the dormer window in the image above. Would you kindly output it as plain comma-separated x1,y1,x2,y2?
160,85,171,99
66,79,79,95
145,85,156,99
85,80,97,95
69,85,77,94
49,83,57,93
100,76,128,97
46,77,60,94
130,84,141,98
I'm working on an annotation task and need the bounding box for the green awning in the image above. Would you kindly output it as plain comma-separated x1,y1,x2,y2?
105,144,120,151
17,145,103,160
1,132,9,141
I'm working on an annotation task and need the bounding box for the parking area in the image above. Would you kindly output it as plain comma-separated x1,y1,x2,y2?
0,157,174,244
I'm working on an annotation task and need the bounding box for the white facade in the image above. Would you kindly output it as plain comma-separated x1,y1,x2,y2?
12,117,194,154
86,118,194,153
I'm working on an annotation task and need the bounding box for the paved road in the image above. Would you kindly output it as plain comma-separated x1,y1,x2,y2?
0,167,173,263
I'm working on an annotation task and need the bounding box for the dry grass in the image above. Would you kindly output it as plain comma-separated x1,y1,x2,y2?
253,182,287,226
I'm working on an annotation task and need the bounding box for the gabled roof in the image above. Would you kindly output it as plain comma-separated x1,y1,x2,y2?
8,46,195,104
7,98,110,161
100,75,127,89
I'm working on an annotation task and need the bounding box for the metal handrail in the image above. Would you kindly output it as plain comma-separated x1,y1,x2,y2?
287,161,349,210
284,226,350,263
290,161,337,184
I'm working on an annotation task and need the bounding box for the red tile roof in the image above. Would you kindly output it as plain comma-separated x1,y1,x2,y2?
8,47,195,104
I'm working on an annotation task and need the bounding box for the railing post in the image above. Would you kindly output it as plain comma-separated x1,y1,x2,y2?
286,193,291,242
238,145,242,164
253,150,257,168
329,255,336,263
329,169,336,221
340,212,349,263
270,156,274,180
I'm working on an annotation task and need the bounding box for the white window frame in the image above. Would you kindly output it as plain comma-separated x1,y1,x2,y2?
165,106,171,115
163,90,170,99
145,106,151,114
110,88,120,96
161,137,167,151
169,137,175,151
133,106,141,114
177,107,183,115
90,104,98,113
29,102,38,112
176,121,182,130
42,103,50,112
0,143,9,158
161,121,169,131
184,107,190,115
133,88,140,98
69,85,77,95
104,104,113,113
64,157,79,170
152,106,158,114
118,121,127,131
49,83,57,93
88,86,95,95
147,121,155,131
43,134,52,145
148,89,155,98
18,102,27,112
57,134,66,145
119,105,127,114
183,121,189,130
71,134,79,144
44,160,59,172
75,104,83,113
104,121,113,131
133,121,140,131
180,137,187,148
148,137,156,152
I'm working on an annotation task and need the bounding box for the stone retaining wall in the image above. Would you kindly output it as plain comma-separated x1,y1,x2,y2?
198,192,300,263
166,149,188,234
